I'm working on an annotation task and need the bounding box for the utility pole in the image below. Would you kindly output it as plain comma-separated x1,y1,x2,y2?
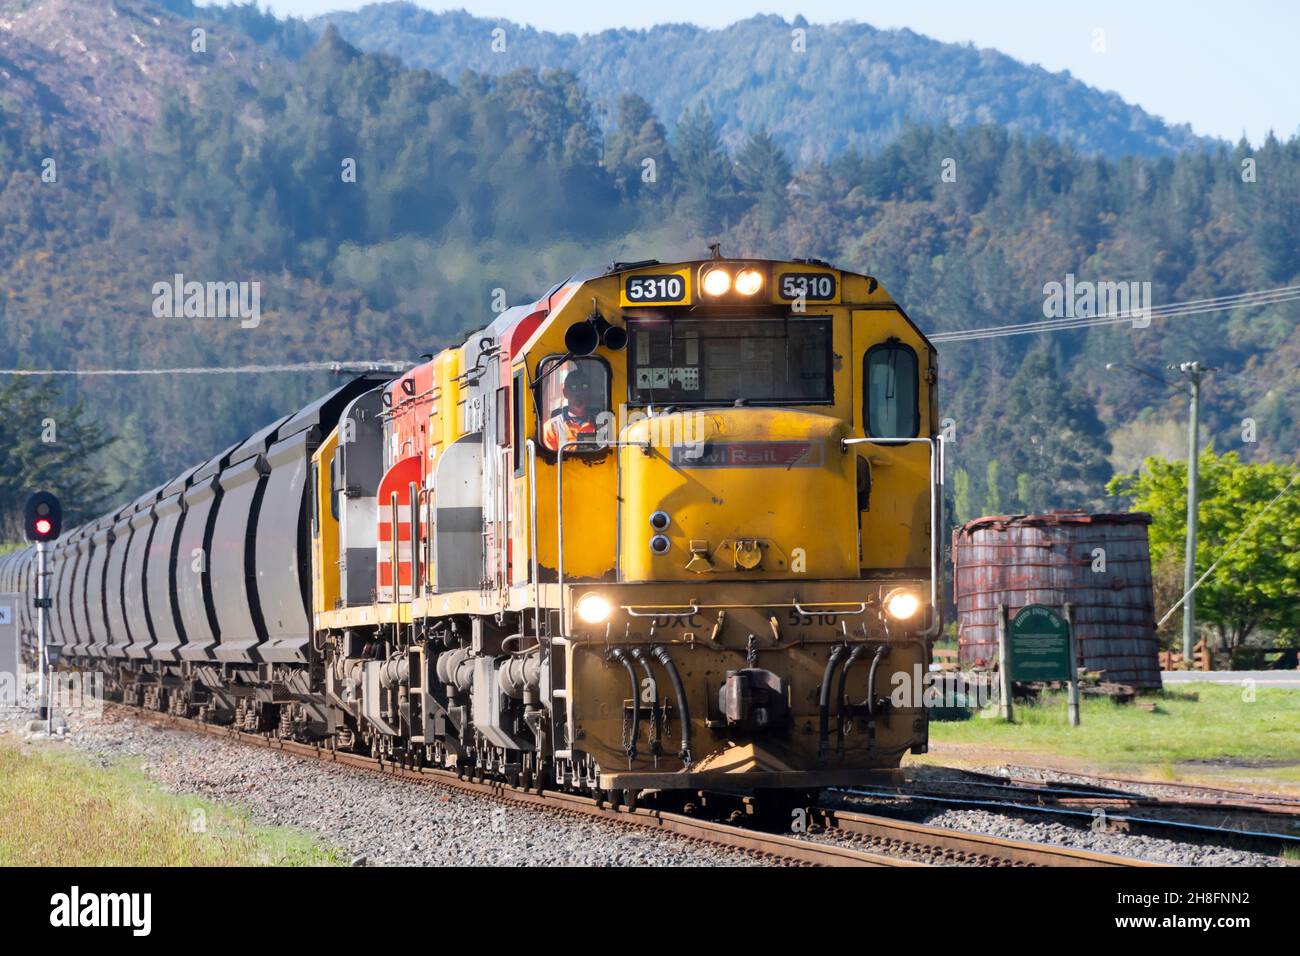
1173,361,1210,667
1106,361,1214,669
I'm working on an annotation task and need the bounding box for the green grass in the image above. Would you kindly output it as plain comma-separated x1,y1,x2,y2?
0,737,343,866
925,683,1300,788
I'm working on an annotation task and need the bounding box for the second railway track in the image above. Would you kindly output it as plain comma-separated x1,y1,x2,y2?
835,770,1300,861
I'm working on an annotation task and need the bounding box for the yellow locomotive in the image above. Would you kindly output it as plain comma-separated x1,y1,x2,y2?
311,253,942,797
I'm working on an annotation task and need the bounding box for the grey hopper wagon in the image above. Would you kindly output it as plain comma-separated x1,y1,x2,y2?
34,373,389,678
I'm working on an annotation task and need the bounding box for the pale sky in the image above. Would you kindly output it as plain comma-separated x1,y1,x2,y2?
240,1,1300,145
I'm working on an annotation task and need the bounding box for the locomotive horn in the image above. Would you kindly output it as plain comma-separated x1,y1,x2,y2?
588,315,628,352
564,320,600,356
600,321,628,351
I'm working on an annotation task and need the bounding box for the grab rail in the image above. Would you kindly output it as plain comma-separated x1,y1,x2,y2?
620,603,700,618
556,439,648,634
549,433,943,637
841,435,944,638
791,600,868,617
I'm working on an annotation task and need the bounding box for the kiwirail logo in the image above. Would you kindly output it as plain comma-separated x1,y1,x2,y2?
49,886,151,937
151,273,263,329
1042,273,1152,327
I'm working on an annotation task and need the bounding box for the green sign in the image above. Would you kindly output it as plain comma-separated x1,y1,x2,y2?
1009,604,1072,682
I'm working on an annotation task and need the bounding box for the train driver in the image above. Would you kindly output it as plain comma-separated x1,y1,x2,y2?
542,361,603,451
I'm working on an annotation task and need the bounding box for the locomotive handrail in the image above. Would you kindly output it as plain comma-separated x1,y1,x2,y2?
526,439,541,641
841,435,944,638
556,438,646,634
791,600,868,616
554,434,943,637
389,490,400,605
409,481,422,599
620,603,700,618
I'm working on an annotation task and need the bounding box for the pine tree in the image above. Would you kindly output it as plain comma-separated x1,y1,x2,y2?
604,94,673,201
734,128,791,230
997,349,1113,513
673,104,736,233
0,378,117,541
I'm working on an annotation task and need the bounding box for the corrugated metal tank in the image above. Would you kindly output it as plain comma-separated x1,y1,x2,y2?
952,513,1162,689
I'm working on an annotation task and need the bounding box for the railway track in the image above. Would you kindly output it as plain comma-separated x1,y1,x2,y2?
808,807,1155,866
104,704,1151,867
999,765,1300,813
837,770,1300,857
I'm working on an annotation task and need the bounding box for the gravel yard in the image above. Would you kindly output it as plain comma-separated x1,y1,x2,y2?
1,708,758,867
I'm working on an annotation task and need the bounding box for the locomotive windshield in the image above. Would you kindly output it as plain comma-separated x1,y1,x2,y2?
628,316,832,406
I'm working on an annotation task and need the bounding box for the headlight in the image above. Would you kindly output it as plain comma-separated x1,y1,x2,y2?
701,268,731,296
576,593,612,625
884,589,921,621
734,268,763,296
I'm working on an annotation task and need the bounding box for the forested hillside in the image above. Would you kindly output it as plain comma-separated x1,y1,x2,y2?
0,0,1295,532
314,3,1211,162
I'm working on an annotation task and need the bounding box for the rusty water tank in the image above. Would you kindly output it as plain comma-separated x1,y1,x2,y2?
952,513,1162,689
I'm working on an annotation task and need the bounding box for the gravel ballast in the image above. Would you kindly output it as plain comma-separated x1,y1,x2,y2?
1,708,758,867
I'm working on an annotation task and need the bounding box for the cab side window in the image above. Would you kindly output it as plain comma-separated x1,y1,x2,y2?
538,357,611,452
864,343,919,438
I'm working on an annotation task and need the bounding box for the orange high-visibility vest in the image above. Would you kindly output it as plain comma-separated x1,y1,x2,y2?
542,411,597,451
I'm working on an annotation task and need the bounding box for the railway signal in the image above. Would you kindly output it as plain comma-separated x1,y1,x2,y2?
24,491,62,542
23,492,60,727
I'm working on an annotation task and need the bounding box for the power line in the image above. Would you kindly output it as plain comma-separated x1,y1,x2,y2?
929,284,1300,343
933,287,1300,342
1225,369,1300,396
0,361,413,377
934,284,1300,341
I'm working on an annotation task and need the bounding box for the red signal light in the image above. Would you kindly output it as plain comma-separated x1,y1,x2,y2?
24,492,62,542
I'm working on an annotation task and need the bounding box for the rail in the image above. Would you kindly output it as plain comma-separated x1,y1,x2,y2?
552,434,945,635
526,439,541,640
792,600,868,617
841,775,1300,852
555,439,647,634
815,806,1158,867
620,602,700,618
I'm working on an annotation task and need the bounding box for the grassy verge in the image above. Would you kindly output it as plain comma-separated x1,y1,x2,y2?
0,736,343,866
919,683,1300,790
